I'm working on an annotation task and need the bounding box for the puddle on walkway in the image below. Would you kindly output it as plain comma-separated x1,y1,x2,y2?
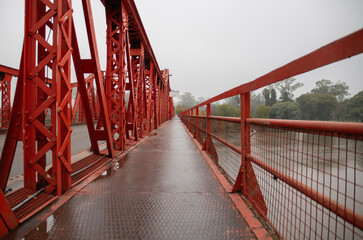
20,214,54,240
99,155,127,178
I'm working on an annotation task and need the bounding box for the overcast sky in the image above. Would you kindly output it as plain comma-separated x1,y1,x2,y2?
1,0,362,100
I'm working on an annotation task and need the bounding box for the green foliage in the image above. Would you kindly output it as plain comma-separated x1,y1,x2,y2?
226,95,240,108
176,105,187,115
345,91,363,122
331,101,348,121
280,92,291,102
254,104,271,118
311,79,350,102
270,102,300,119
250,92,264,117
216,104,240,117
176,92,198,114
297,93,338,120
274,77,304,102
270,89,277,105
262,88,271,106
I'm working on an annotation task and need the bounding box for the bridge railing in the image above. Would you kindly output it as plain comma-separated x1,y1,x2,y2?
180,29,363,240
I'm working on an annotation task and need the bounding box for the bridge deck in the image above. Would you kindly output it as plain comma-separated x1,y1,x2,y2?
8,118,266,239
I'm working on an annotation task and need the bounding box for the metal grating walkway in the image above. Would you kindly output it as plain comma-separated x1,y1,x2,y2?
15,118,260,239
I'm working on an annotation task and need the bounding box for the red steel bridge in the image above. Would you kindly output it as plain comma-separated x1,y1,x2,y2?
0,0,362,239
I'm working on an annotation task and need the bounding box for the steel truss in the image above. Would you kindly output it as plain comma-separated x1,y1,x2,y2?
0,0,174,236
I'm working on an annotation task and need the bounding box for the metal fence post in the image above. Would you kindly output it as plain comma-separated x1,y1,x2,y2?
232,93,250,194
202,104,210,151
194,108,199,138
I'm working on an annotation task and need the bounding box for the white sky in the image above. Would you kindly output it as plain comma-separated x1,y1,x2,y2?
1,0,362,100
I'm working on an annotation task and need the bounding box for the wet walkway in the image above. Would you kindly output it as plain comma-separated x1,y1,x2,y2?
15,118,258,239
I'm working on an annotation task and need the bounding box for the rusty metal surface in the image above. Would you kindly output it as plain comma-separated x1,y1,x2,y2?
19,118,257,239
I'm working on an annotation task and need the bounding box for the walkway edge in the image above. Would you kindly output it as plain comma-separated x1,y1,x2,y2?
181,121,273,240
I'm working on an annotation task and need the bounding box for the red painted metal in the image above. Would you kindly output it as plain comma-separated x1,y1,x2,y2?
79,0,115,158
105,1,127,150
246,118,363,138
180,28,363,239
0,65,18,129
0,0,174,233
55,0,73,195
23,0,58,193
0,65,19,76
0,58,24,192
0,74,11,129
0,190,18,237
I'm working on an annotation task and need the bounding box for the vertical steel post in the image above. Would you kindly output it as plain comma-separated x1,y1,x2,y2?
232,93,250,193
202,103,211,151
36,2,47,187
23,0,63,193
82,0,115,158
148,62,155,131
153,80,158,129
105,2,127,150
194,108,199,138
56,0,73,195
241,93,250,195
130,43,145,138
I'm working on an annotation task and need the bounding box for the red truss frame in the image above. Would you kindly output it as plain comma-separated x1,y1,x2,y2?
0,0,174,236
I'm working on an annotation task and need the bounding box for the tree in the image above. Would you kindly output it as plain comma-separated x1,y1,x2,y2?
197,96,207,105
176,105,187,115
178,92,197,109
262,88,271,106
311,79,350,102
269,102,300,119
331,101,348,121
274,77,304,102
345,91,363,122
216,104,240,117
250,92,264,117
226,95,240,108
254,104,271,118
270,89,277,106
297,93,338,120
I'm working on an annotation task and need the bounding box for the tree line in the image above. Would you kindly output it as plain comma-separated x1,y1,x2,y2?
175,78,362,122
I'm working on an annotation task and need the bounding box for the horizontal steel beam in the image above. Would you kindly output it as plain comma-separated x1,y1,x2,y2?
246,118,363,137
0,64,19,76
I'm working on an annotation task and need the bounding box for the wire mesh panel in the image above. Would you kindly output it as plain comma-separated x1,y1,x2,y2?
189,116,196,136
249,123,363,240
179,28,363,240
212,138,240,182
210,119,241,148
196,117,206,146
